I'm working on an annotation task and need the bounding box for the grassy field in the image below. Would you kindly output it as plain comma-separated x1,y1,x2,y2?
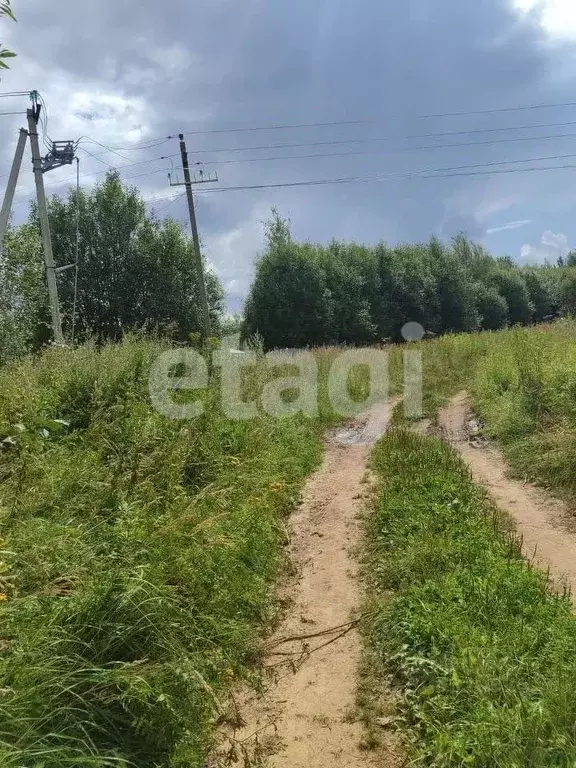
0,339,331,767
366,429,576,766
396,319,576,503
2,321,576,765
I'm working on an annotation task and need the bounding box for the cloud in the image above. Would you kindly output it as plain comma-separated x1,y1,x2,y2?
520,230,571,263
202,201,272,312
2,0,576,305
513,0,576,39
486,219,532,234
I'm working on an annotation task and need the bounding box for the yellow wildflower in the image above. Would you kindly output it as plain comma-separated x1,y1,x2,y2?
0,594,7,602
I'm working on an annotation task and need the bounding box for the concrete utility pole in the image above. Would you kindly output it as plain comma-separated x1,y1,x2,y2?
0,127,28,255
174,133,218,339
27,107,64,345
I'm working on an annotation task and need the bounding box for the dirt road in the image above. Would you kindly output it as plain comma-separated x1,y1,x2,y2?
218,400,403,768
439,392,576,600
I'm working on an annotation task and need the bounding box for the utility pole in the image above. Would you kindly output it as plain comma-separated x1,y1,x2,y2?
0,128,28,255
171,134,218,339
27,107,64,344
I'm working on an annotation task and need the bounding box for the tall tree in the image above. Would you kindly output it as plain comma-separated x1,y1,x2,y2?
242,212,332,349
490,270,534,326
38,172,223,343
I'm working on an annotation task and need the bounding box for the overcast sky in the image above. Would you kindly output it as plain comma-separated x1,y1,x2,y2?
1,0,576,311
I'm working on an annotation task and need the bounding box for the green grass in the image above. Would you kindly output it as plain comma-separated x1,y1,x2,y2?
386,319,576,506
0,338,325,766
366,428,576,766
472,321,576,501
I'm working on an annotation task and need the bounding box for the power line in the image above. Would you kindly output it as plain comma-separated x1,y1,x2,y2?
153,192,186,213
180,122,576,156
193,161,576,194
76,138,133,163
178,100,576,136
9,144,576,200
74,121,576,167
0,110,24,116
192,132,576,166
0,91,30,98
78,136,172,152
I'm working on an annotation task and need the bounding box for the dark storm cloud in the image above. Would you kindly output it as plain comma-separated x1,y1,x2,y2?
2,0,576,309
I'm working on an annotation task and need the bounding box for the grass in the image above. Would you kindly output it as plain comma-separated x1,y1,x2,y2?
387,319,576,507
366,428,576,766
472,321,576,501
5,321,576,764
0,338,326,767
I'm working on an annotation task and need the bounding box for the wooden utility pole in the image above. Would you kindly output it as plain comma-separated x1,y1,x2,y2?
173,133,218,339
27,107,64,344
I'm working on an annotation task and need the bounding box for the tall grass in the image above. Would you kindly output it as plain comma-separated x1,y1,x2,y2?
366,429,576,766
472,320,576,499
0,339,324,766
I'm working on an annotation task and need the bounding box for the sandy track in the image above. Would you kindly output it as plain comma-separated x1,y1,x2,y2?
217,400,403,768
439,392,576,600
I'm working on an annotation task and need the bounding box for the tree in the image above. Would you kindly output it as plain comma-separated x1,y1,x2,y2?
35,171,223,343
320,241,376,345
0,223,47,362
0,1,16,70
429,237,480,333
521,270,554,323
474,283,508,331
559,270,576,316
242,211,332,349
490,270,534,326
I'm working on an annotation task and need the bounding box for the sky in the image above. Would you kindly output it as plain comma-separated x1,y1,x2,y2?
1,0,576,311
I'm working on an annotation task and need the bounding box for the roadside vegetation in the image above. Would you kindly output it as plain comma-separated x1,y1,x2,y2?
366,428,576,766
0,339,326,767
395,319,576,504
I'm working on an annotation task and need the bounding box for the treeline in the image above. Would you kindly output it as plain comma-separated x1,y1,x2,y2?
0,171,224,363
242,211,576,349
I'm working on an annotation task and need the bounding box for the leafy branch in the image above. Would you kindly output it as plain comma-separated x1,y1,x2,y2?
0,0,16,70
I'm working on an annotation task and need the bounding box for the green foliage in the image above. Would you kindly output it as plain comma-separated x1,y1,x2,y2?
367,429,576,766
45,172,224,343
0,173,225,357
0,338,323,766
523,269,555,322
474,282,509,330
0,224,47,363
243,211,332,349
490,270,534,325
243,214,576,350
0,0,15,70
558,269,576,317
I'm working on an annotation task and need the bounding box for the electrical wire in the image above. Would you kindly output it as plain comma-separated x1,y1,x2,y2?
177,99,576,136
192,161,576,194
176,122,576,156
76,138,169,174
75,137,132,163
193,133,576,166
77,136,171,152
36,92,53,151
0,91,30,98
153,192,186,213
